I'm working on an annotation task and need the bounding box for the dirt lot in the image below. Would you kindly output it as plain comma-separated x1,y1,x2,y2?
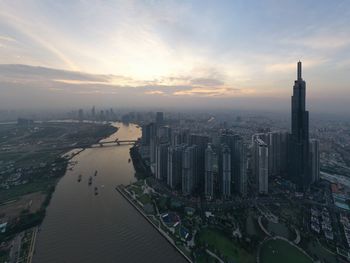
0,192,46,220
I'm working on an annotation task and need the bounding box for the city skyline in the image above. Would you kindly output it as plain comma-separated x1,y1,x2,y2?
1,2,350,263
0,1,350,113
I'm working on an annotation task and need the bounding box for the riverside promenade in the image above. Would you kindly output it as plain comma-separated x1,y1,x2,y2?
116,185,192,263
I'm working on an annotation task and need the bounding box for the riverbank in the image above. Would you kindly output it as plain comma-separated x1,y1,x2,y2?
129,145,152,179
116,185,193,263
0,122,119,262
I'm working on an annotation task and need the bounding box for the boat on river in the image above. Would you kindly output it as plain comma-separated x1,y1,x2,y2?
88,176,92,185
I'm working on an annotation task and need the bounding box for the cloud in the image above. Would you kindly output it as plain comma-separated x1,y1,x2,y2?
0,35,17,42
0,10,78,71
144,90,165,95
282,34,350,51
173,87,242,97
190,78,224,86
265,58,327,73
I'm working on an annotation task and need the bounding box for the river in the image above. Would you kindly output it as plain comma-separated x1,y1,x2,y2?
33,122,187,263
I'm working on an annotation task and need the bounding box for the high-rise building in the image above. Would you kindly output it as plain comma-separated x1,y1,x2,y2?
221,144,231,198
189,134,210,193
205,144,215,200
221,133,247,196
253,138,269,194
78,109,84,122
254,132,289,177
149,123,157,164
91,106,96,121
157,126,171,141
182,145,198,195
156,112,164,126
155,142,169,181
171,129,190,146
167,145,184,189
234,139,247,196
290,61,310,190
310,139,320,184
141,123,151,146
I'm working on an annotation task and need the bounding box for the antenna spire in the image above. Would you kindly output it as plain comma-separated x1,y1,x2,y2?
297,61,302,80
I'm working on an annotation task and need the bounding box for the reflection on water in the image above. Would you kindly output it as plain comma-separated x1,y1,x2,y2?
33,123,186,263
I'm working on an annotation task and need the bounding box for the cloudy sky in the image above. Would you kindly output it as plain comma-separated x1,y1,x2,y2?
0,0,349,112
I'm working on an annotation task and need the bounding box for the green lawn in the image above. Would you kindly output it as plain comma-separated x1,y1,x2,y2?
196,253,217,263
0,178,56,203
197,228,254,263
306,240,338,263
260,239,313,263
138,194,152,205
129,185,143,196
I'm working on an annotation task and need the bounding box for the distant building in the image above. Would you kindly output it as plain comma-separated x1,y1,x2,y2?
17,118,34,126
205,144,215,200
157,126,171,141
141,123,152,146
78,109,84,122
189,134,210,193
233,139,247,196
171,129,190,146
253,138,269,194
182,145,198,195
149,123,157,164
221,144,231,198
155,142,169,181
310,139,320,184
221,133,247,196
156,112,164,126
167,145,184,189
253,131,288,177
91,106,96,120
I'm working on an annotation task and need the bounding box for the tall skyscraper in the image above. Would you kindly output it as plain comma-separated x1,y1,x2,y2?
253,138,269,194
182,145,198,195
78,109,84,122
149,123,157,165
221,144,231,198
155,142,169,181
167,145,184,189
189,134,210,193
310,139,320,184
221,133,247,196
234,139,247,196
141,123,151,146
290,61,310,190
91,106,96,121
205,144,215,200
254,132,289,177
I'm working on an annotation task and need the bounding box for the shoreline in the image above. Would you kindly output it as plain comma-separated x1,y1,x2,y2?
116,185,193,263
3,122,120,262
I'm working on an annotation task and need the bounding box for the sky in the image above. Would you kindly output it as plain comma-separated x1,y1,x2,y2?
0,0,350,112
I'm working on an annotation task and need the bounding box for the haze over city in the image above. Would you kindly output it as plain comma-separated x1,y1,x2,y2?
0,0,350,113
2,1,350,263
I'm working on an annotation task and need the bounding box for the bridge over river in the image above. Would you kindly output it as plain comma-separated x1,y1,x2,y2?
90,138,138,148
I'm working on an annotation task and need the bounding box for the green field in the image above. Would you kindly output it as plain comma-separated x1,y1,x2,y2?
197,228,254,263
260,239,313,263
0,178,57,203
